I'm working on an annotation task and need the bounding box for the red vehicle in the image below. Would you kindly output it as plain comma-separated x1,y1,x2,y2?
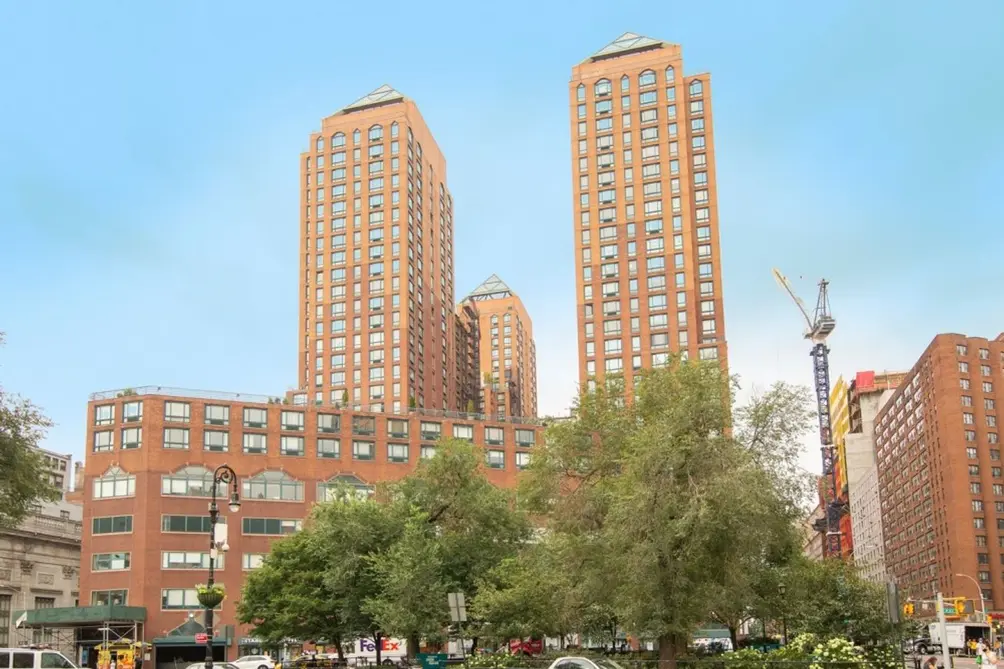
508,639,544,656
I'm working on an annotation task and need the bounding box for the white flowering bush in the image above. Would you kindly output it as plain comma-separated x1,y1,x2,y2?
810,637,862,669
721,647,767,669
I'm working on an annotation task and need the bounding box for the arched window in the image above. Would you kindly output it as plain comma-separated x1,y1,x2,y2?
331,132,345,148
690,80,704,97
94,466,135,499
621,75,630,92
369,125,383,142
665,65,675,82
639,70,657,87
576,84,585,102
317,474,374,502
243,471,304,502
594,79,612,97
390,122,399,139
352,129,361,144
315,137,323,151
162,466,213,497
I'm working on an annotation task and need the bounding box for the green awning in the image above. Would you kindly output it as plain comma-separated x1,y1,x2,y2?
13,605,146,628
152,637,229,647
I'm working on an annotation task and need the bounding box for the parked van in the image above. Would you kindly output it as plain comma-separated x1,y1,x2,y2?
0,648,77,669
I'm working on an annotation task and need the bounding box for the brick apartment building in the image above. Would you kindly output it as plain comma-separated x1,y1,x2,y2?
457,275,538,420
75,387,543,660
570,33,728,393
298,85,457,413
875,333,1004,608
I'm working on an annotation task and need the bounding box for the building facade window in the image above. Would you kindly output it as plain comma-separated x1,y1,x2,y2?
162,466,214,497
243,433,267,454
353,440,375,460
123,401,143,422
162,552,217,570
317,474,374,501
94,405,115,426
242,518,301,535
242,471,304,502
163,427,190,450
205,404,230,425
93,466,135,499
121,427,142,450
91,590,127,606
92,516,132,534
92,552,131,571
243,554,266,570
203,429,228,452
164,401,190,422
317,438,340,459
162,515,222,533
93,430,114,452
280,435,305,456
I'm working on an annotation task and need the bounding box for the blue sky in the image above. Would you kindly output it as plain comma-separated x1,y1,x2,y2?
1,0,1002,475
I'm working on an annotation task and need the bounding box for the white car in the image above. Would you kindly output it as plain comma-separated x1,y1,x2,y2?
233,657,275,669
546,657,626,669
0,648,77,669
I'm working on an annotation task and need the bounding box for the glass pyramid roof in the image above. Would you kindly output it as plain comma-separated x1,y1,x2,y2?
340,84,406,113
464,274,514,301
586,32,667,62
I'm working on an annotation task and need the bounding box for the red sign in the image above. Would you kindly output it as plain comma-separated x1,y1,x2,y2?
195,633,208,644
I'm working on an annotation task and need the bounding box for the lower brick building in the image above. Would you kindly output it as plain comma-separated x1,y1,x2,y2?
876,333,1004,608
74,386,544,663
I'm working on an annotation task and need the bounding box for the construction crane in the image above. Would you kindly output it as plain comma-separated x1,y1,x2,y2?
772,269,841,557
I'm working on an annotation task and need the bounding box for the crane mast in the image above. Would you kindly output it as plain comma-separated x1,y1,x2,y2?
772,270,841,557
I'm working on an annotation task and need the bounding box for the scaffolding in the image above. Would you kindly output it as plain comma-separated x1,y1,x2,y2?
12,605,146,667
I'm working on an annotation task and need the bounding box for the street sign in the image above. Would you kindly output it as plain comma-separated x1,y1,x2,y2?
448,592,467,623
195,633,208,644
417,654,448,669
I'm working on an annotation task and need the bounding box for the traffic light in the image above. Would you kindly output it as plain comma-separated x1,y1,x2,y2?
903,602,915,618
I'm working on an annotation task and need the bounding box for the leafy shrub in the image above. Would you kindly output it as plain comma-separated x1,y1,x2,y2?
861,645,900,669
721,647,766,669
810,637,861,669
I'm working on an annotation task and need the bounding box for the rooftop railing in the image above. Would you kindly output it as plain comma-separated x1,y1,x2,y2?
88,385,564,426
19,513,83,539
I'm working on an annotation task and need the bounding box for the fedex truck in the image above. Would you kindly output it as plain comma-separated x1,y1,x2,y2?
347,638,408,664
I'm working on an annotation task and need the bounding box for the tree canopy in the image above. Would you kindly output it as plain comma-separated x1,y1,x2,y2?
239,439,528,658
0,332,61,528
517,363,815,667
239,362,892,664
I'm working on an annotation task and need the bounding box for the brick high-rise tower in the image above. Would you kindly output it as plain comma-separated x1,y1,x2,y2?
299,85,455,412
570,33,728,391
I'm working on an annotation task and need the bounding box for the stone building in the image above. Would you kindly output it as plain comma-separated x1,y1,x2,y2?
0,497,82,653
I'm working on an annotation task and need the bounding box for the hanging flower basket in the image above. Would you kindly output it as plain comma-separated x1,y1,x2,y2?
195,583,225,608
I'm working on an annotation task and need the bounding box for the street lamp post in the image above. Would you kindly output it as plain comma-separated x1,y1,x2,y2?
206,465,241,669
778,583,788,646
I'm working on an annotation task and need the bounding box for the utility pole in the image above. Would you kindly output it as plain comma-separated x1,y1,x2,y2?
937,593,952,669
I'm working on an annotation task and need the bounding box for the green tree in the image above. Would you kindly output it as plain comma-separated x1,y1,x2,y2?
237,528,354,657
238,492,404,657
0,332,60,528
362,439,530,656
392,439,530,597
786,557,900,644
707,382,816,649
521,363,811,668
364,512,450,657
